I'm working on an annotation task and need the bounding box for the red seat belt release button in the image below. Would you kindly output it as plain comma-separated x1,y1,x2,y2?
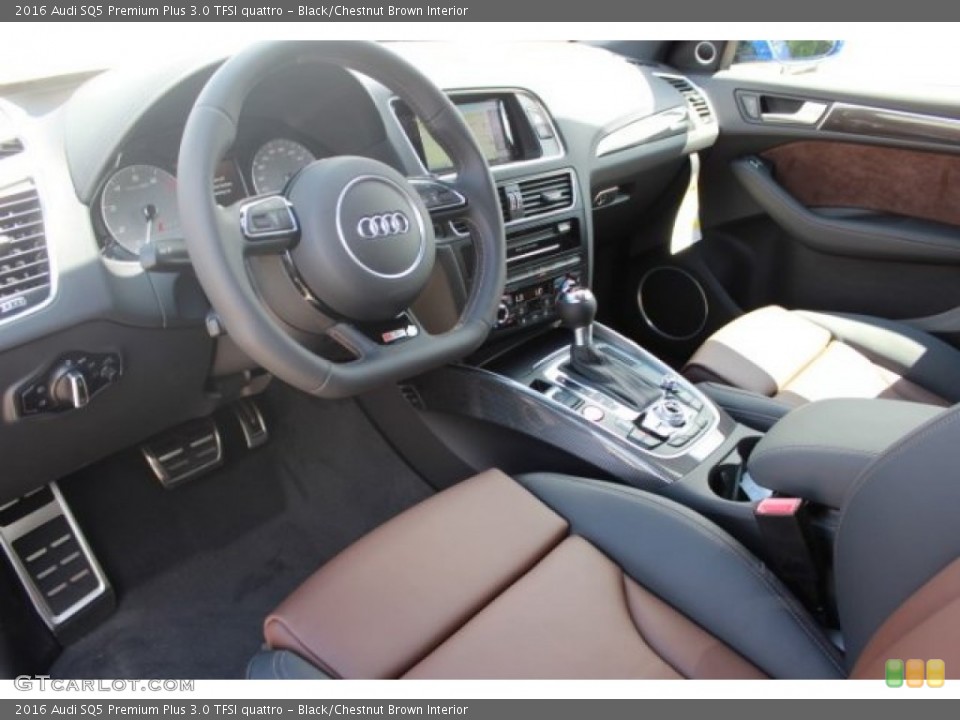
756,497,803,516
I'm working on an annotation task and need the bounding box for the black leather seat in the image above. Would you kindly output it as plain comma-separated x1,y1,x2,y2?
683,305,958,429
250,404,960,679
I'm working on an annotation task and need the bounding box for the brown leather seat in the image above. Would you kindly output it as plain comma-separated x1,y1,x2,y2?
251,404,960,679
683,306,957,422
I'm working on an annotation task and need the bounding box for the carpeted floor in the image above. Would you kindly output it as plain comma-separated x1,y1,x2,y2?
51,382,433,679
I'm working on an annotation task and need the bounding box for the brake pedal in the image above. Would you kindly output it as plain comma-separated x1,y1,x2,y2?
0,483,111,633
233,399,268,449
142,417,224,489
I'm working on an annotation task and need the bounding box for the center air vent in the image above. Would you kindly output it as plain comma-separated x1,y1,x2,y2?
0,180,52,321
497,171,575,223
658,75,714,124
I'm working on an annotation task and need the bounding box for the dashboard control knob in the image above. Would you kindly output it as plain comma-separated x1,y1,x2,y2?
496,302,511,326
51,366,90,410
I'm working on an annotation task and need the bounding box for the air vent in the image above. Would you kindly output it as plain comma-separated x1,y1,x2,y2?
0,181,52,321
0,138,24,160
659,75,714,124
497,171,575,223
496,187,511,220
0,109,24,160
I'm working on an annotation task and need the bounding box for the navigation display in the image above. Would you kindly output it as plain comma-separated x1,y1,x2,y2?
417,99,515,172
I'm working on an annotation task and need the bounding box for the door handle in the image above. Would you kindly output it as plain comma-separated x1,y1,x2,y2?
761,101,828,125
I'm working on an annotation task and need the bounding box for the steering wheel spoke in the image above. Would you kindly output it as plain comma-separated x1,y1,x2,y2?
408,177,468,217
325,312,426,360
238,194,301,255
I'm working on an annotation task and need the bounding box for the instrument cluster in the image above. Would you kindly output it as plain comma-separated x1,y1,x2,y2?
95,131,320,259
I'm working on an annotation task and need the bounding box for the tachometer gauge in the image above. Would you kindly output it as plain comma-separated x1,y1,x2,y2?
251,138,316,195
100,165,181,256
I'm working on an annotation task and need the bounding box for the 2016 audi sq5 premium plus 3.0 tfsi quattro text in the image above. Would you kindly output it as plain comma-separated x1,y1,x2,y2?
0,39,958,680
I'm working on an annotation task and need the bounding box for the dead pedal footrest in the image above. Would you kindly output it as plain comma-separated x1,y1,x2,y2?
142,417,223,489
0,484,110,631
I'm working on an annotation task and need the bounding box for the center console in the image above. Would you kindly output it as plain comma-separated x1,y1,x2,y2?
515,287,724,465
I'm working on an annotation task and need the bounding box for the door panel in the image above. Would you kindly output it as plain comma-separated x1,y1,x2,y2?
678,71,960,351
731,154,960,264
761,141,960,229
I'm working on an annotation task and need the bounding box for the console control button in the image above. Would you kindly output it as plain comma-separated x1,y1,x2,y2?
668,432,696,448
629,428,662,449
582,405,605,423
551,388,582,410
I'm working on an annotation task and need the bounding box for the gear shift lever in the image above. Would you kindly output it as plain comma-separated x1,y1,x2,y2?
557,286,598,352
557,285,659,410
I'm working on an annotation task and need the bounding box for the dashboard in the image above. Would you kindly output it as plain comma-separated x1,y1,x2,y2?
0,41,718,501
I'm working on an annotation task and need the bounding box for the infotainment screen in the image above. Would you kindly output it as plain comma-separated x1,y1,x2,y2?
416,99,516,173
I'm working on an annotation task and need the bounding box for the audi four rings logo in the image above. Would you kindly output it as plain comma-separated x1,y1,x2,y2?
356,212,411,239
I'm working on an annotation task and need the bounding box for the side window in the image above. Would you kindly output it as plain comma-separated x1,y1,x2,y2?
731,41,843,74
726,40,958,86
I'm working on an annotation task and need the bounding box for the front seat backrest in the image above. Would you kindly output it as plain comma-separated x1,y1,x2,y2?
836,403,960,671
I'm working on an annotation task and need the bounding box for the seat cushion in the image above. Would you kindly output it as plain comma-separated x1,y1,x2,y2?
264,468,567,679
684,305,954,408
263,470,844,679
405,536,763,679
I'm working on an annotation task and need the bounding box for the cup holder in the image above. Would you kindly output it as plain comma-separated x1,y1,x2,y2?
708,437,761,502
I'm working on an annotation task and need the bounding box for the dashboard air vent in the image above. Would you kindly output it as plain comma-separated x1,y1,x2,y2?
659,75,714,123
496,187,511,220
0,138,24,160
497,171,575,223
0,180,52,320
0,108,23,160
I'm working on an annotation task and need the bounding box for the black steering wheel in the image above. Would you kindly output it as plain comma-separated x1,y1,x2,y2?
177,41,505,397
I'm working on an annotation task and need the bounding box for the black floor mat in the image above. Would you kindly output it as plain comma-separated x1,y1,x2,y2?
51,383,433,679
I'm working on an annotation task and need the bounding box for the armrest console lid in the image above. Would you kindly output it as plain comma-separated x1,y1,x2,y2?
748,399,944,509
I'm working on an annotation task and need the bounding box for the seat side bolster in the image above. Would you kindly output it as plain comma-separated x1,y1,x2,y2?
851,558,960,679
247,650,334,680
516,473,846,679
837,405,960,664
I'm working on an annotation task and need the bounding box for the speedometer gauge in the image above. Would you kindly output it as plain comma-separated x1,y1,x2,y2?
251,139,316,195
100,165,181,256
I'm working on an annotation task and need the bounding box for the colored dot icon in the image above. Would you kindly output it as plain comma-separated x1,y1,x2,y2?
885,659,945,687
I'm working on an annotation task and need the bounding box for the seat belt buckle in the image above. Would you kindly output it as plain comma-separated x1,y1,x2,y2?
755,497,824,613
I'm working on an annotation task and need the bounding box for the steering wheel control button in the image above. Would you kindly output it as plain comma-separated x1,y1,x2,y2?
240,196,299,240
582,405,605,423
16,351,123,417
410,179,467,213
